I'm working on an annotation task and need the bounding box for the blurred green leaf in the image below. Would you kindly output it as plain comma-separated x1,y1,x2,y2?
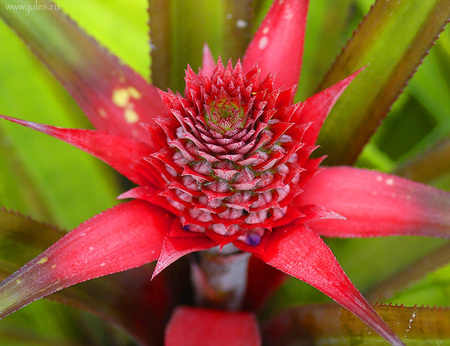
298,0,356,100
263,304,450,345
0,209,63,274
367,243,450,303
316,0,450,165
56,0,149,78
0,3,123,229
369,30,450,166
0,298,135,346
0,129,53,223
394,139,450,184
388,262,450,308
149,0,254,91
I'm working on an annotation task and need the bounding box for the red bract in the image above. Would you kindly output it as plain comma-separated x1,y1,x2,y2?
165,306,261,346
0,0,449,345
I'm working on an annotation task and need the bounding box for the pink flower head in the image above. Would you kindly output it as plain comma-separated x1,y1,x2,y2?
0,0,449,345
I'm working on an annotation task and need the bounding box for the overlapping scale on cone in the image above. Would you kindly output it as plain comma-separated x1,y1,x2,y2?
148,60,320,246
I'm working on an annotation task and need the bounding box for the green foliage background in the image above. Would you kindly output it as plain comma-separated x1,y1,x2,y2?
0,0,448,344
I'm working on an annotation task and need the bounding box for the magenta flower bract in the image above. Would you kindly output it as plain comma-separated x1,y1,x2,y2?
0,0,449,344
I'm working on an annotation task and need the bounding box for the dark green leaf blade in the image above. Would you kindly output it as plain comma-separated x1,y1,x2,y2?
0,209,64,276
394,139,450,184
263,303,450,345
316,0,450,165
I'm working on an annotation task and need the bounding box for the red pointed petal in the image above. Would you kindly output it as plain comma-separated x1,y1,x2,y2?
0,0,164,145
243,0,309,90
165,307,261,346
0,115,154,186
202,43,216,77
0,200,172,319
251,224,404,345
297,167,450,238
153,230,216,279
292,68,362,146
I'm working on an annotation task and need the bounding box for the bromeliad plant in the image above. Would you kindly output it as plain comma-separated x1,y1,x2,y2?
0,0,449,344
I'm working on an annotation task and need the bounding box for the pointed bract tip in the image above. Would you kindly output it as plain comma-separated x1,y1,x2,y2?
202,43,216,77
243,0,309,90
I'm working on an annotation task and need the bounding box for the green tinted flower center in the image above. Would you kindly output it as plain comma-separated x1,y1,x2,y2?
205,98,244,133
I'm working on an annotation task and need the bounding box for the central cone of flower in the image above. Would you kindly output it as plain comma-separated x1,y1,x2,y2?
152,60,317,246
